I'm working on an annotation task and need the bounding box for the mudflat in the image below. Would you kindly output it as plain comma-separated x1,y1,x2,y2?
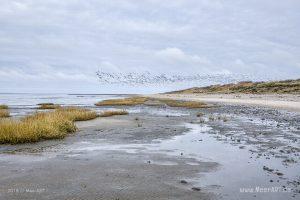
0,103,299,200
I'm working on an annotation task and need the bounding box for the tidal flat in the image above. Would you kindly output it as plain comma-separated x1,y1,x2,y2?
0,97,299,200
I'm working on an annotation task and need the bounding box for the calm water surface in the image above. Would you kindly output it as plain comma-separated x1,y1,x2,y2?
0,93,130,116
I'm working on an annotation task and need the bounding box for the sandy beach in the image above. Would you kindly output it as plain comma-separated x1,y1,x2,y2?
150,94,300,113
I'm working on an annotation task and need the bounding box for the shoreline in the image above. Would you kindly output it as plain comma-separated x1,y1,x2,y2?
148,94,300,113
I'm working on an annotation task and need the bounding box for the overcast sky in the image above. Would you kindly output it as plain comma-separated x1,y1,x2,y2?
0,0,299,93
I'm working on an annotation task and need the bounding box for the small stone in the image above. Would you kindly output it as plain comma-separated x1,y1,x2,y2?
191,187,201,191
263,166,274,172
276,172,283,176
180,180,188,184
270,180,273,182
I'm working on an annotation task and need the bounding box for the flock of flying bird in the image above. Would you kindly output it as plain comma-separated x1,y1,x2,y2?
96,70,256,86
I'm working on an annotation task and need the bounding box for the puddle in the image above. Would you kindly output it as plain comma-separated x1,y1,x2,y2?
127,106,190,116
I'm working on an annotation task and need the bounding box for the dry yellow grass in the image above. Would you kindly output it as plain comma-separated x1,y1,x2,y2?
99,110,128,117
56,107,98,121
0,104,8,109
158,99,209,108
95,97,148,106
0,110,10,118
37,103,61,109
95,96,209,109
0,107,98,144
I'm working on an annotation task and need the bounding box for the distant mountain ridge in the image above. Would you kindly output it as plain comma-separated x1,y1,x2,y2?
167,79,300,94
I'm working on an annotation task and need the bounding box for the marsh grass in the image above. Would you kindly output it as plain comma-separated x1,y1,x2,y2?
58,107,98,121
158,99,209,108
95,97,148,106
0,104,8,109
95,96,209,109
98,110,128,117
0,104,9,118
0,107,97,144
37,103,61,109
0,110,10,118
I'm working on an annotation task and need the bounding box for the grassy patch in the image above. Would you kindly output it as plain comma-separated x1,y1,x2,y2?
95,96,209,109
0,107,98,144
56,107,98,121
0,104,8,109
95,97,148,106
158,99,209,108
0,110,10,118
37,103,61,109
99,110,128,117
0,104,9,118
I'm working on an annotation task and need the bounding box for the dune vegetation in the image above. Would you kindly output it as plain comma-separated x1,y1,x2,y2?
169,79,300,94
0,107,98,144
95,96,210,109
37,103,61,109
98,110,128,117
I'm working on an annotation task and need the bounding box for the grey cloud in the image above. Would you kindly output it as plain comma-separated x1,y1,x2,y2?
0,0,299,93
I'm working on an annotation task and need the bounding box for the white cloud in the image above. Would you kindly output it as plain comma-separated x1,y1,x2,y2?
156,47,211,65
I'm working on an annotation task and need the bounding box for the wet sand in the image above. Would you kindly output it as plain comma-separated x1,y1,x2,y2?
0,104,299,199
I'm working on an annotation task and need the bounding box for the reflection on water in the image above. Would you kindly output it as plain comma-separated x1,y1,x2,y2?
67,123,299,200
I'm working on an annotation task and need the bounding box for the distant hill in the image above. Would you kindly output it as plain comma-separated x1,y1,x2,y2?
168,79,300,94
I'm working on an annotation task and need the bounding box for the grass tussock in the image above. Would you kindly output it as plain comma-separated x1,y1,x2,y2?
0,107,98,144
99,110,128,117
0,104,8,109
37,103,61,109
159,99,209,108
56,107,98,121
0,110,10,118
95,97,148,106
